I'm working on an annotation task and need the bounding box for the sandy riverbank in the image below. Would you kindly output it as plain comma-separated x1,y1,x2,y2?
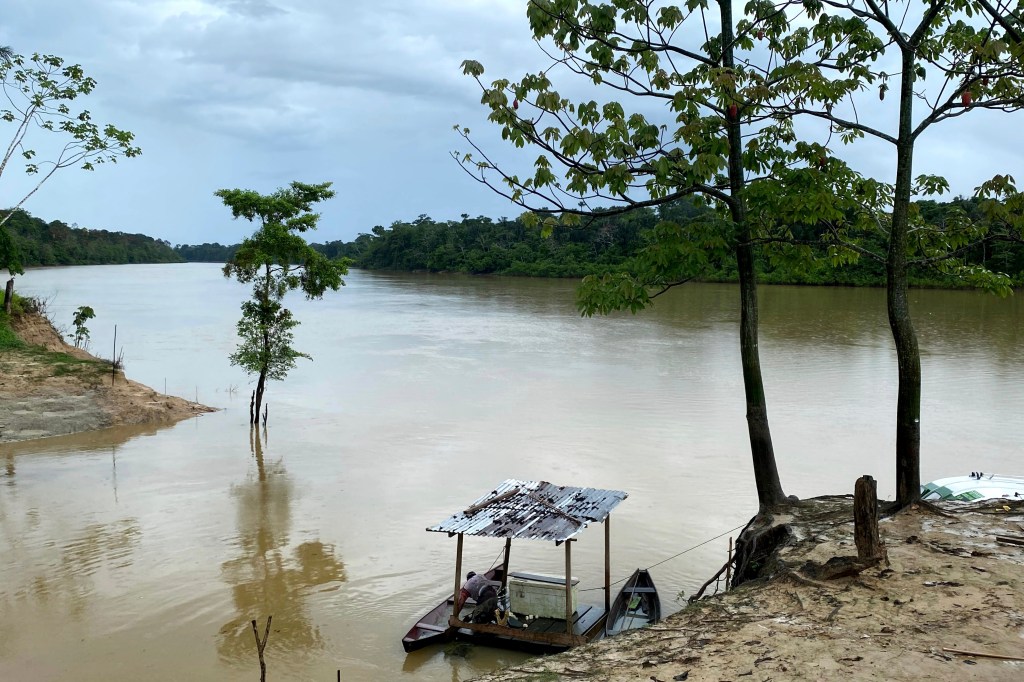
473,498,1024,682
0,309,215,443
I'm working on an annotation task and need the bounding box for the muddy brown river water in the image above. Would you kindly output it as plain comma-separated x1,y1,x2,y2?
1,264,1020,680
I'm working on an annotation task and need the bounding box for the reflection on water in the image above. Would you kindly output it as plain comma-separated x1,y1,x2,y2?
0,508,140,651
27,519,141,617
217,428,346,665
0,422,174,457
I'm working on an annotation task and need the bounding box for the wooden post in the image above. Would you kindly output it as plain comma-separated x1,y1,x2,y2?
726,536,733,587
453,533,464,619
501,537,512,591
3,277,13,314
565,539,573,635
111,325,117,385
604,515,611,614
854,475,882,560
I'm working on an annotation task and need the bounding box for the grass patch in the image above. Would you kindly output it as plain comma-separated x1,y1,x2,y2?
0,310,25,350
1,307,109,383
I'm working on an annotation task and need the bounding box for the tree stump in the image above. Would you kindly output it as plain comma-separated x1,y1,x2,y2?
854,475,883,560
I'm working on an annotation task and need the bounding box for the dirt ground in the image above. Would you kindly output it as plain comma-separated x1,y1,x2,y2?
473,498,1024,682
0,310,214,443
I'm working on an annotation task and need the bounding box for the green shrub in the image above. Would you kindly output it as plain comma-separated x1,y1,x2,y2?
0,311,24,349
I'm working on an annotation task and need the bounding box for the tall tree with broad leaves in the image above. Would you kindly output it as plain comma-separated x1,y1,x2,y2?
454,0,852,509
744,0,1024,508
1,51,140,312
218,182,349,425
456,0,1024,510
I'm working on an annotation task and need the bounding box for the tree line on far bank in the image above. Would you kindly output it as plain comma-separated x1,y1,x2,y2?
190,196,1024,288
9,196,1024,290
2,208,181,266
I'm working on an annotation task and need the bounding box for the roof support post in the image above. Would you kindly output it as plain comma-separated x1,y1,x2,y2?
501,537,512,592
453,532,464,620
604,515,611,614
565,539,573,635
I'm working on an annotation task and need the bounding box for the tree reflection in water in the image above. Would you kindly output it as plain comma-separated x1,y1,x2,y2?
217,427,346,663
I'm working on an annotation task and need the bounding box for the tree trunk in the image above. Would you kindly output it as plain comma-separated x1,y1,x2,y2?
721,0,786,509
889,49,922,510
253,368,267,426
3,277,12,314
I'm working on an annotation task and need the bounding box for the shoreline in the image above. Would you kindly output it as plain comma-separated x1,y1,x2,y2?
472,497,1024,681
0,309,215,444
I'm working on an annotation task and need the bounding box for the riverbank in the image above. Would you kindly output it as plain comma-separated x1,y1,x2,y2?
473,498,1024,682
0,308,214,443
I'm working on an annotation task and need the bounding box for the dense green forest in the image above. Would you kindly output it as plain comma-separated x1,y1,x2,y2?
10,199,1021,288
2,209,181,266
303,197,1024,287
172,242,237,262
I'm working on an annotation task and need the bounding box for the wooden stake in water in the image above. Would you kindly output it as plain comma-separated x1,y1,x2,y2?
250,615,272,682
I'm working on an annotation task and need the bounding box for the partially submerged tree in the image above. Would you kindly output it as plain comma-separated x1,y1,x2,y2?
1,51,140,312
218,181,349,425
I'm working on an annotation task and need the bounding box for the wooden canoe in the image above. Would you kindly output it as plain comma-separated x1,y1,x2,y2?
402,567,503,653
402,596,456,652
605,568,661,636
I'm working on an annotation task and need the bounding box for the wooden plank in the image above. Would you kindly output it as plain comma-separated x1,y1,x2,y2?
942,647,1024,662
463,488,518,515
573,606,606,639
450,616,586,648
995,535,1024,547
525,490,583,525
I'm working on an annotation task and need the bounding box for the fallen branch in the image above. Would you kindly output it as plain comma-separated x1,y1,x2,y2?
942,647,1024,662
688,556,732,603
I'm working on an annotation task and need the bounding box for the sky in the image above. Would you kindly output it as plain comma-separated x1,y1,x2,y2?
2,0,1022,246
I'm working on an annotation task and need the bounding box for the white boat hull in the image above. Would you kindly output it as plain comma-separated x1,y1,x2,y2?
921,473,1024,502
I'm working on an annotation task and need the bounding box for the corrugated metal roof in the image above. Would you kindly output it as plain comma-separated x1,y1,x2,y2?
426,479,628,543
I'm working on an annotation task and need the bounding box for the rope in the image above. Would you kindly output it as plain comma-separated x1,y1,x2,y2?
579,521,749,592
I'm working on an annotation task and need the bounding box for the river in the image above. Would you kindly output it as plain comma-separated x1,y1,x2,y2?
1,264,1020,681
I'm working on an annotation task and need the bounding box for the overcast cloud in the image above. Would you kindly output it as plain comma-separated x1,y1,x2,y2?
2,1,1021,245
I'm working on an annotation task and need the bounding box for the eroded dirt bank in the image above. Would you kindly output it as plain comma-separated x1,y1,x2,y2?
0,310,214,443
474,498,1024,682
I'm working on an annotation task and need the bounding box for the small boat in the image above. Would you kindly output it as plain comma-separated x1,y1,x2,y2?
921,473,1024,502
401,595,456,653
402,567,503,653
605,568,661,636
